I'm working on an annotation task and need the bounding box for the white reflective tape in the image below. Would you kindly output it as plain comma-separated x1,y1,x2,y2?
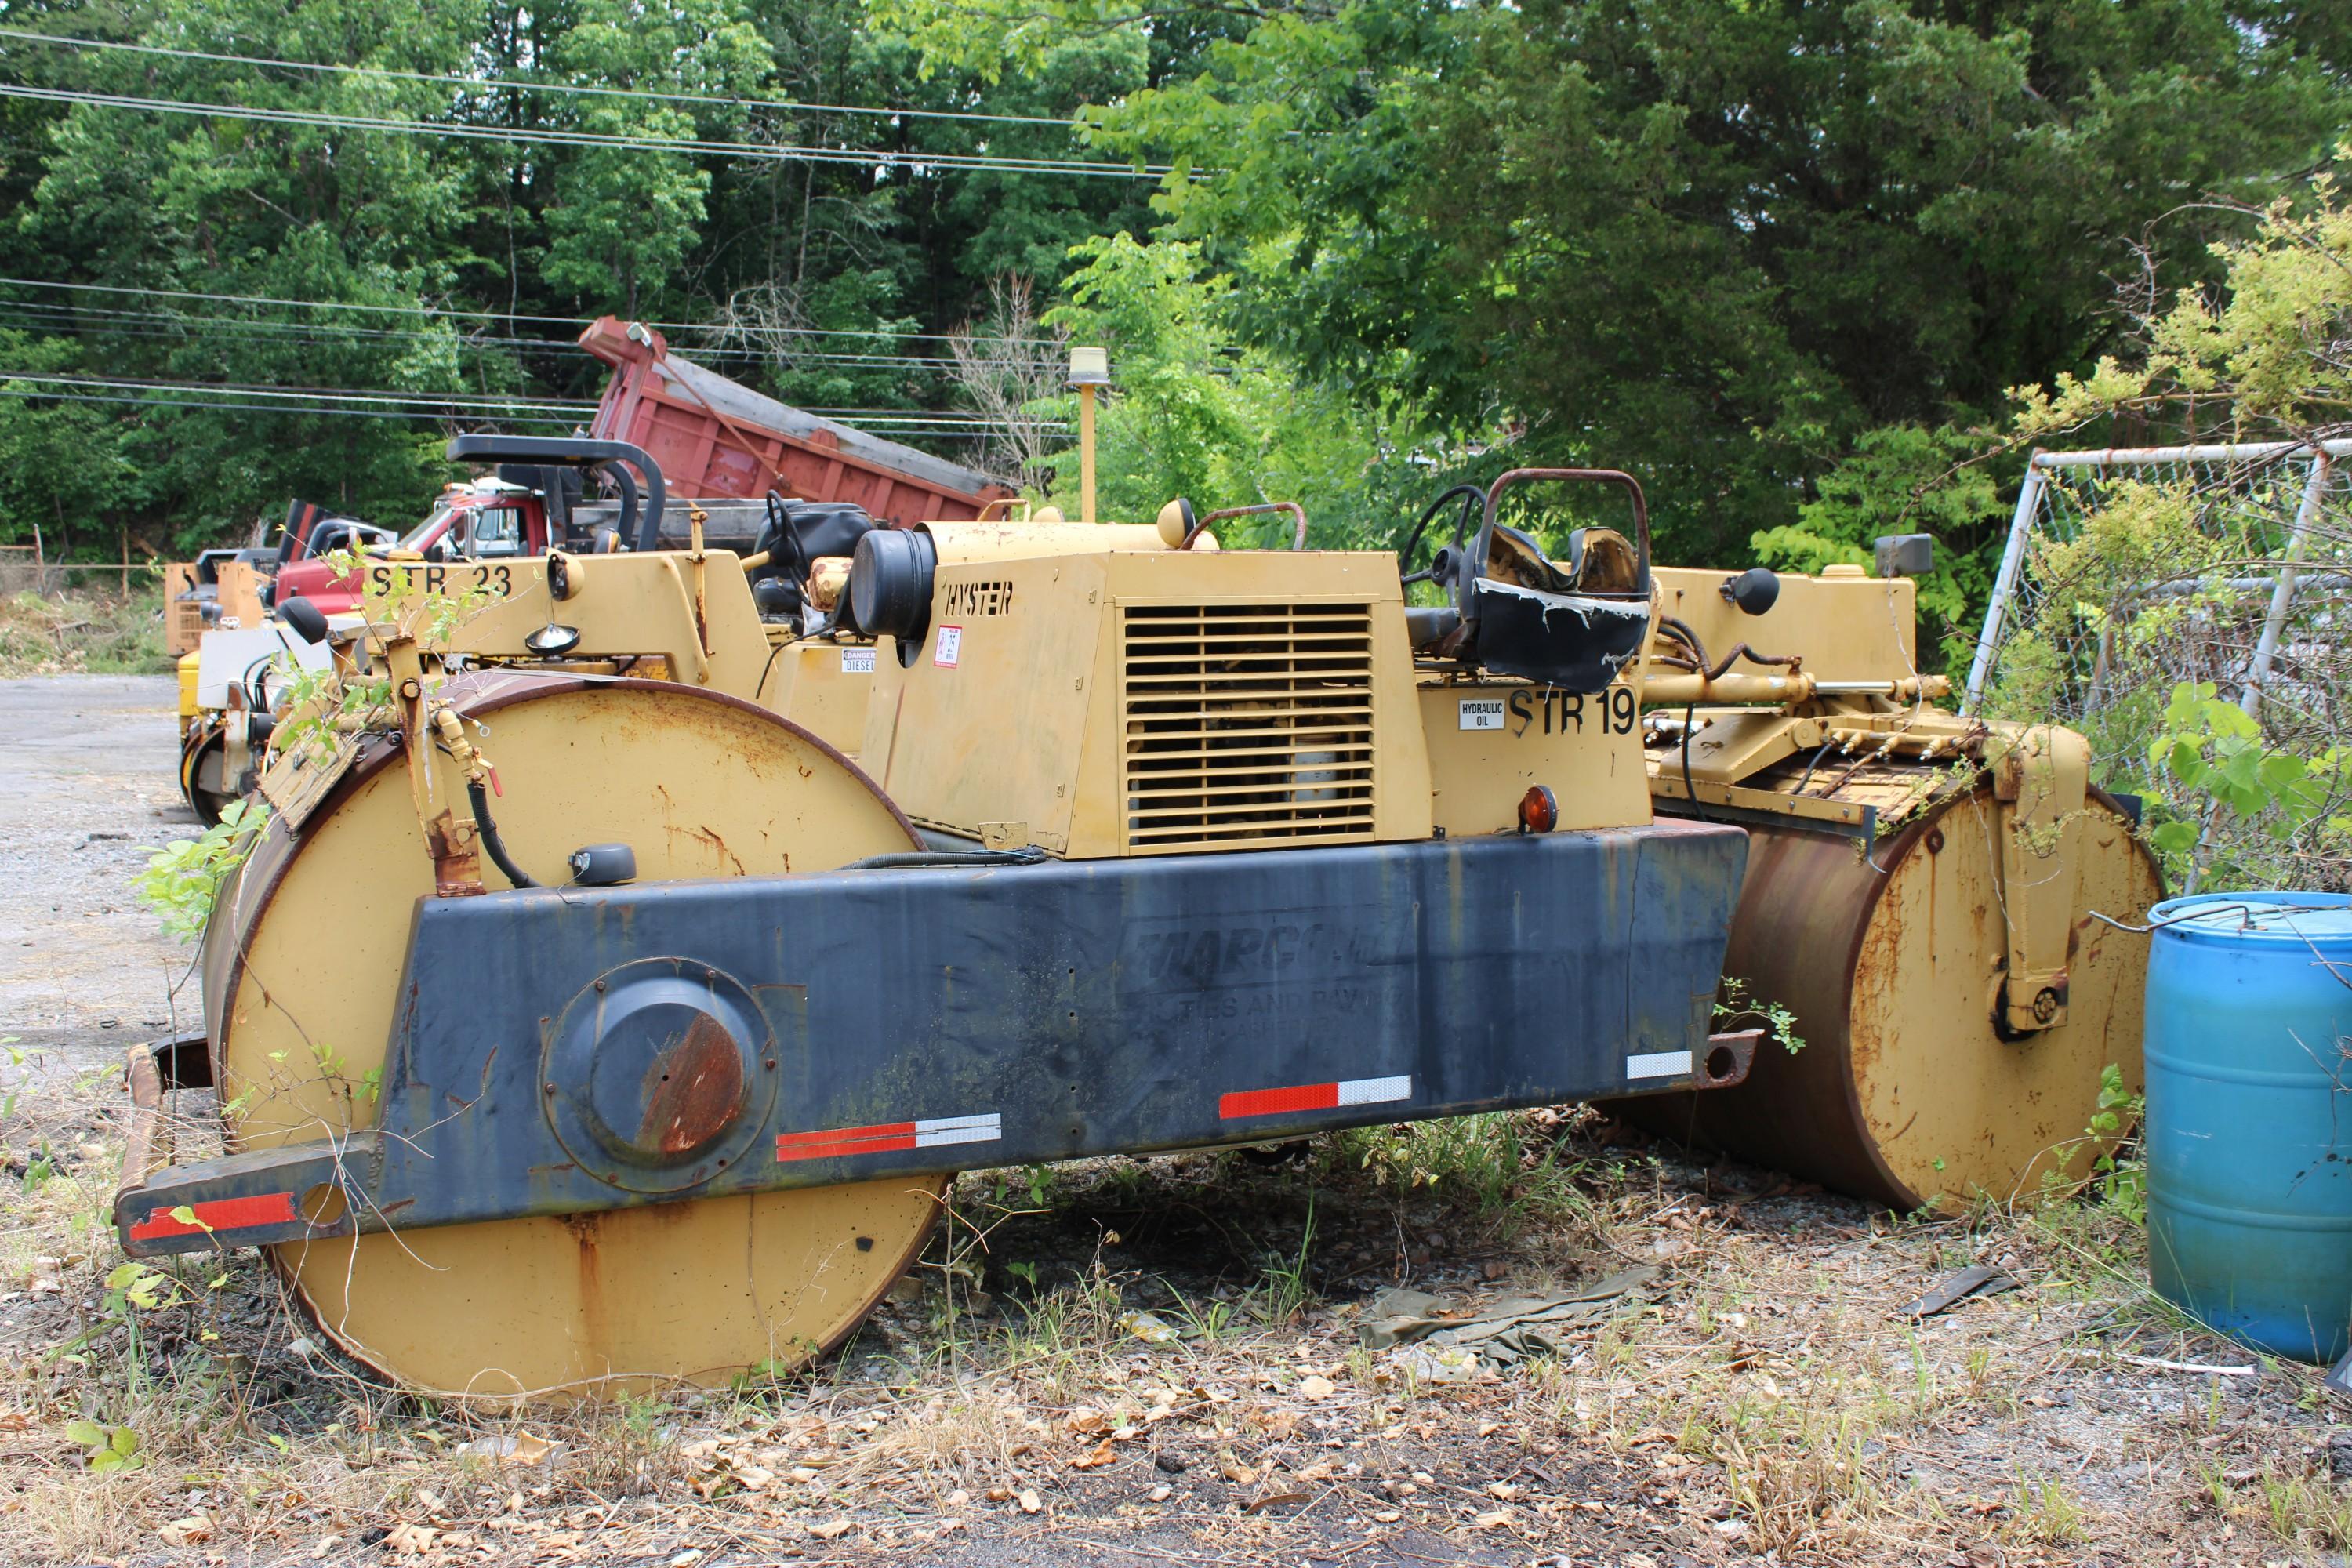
1625,1051,1691,1080
916,1123,1002,1148
914,1113,1000,1135
1336,1075,1413,1106
914,1112,1001,1148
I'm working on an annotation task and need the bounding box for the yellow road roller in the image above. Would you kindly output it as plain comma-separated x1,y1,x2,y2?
113,443,2155,1399
116,458,1767,1399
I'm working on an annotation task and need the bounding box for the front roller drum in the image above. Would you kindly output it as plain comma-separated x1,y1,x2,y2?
183,673,940,1400
1615,787,2161,1211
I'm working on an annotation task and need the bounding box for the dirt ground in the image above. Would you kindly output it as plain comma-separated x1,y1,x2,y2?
0,673,2344,1568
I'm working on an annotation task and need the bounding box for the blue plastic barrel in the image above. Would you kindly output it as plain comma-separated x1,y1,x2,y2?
2145,892,2352,1362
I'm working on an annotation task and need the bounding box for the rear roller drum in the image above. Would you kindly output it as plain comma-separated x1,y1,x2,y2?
1617,786,2161,1211
204,674,942,1399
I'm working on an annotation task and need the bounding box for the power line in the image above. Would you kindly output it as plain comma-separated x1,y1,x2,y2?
0,369,1065,429
0,82,1171,179
0,298,1063,368
0,275,1069,346
0,25,1089,129
0,383,579,423
0,383,1051,437
0,370,587,412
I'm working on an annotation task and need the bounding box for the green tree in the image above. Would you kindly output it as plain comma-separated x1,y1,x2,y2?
1047,0,2343,563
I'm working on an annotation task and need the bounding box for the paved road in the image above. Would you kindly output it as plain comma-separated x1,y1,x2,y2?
0,675,196,1059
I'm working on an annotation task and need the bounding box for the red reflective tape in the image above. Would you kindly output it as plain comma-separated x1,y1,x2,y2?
129,1191,300,1241
1220,1082,1341,1120
775,1122,918,1163
775,1120,913,1148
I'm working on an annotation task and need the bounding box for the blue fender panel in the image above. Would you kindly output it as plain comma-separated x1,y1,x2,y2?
212,819,1748,1243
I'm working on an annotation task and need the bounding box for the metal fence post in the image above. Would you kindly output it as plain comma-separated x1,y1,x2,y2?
2238,450,2332,723
1962,457,2045,716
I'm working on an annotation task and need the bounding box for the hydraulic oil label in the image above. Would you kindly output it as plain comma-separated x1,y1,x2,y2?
1458,697,1506,731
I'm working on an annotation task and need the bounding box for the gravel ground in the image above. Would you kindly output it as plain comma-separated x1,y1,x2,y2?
0,675,194,1059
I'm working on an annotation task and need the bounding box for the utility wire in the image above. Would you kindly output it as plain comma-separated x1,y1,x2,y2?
0,299,1065,368
0,369,590,411
0,383,1052,437
0,370,1067,428
0,275,1070,346
0,297,1063,368
0,25,1091,129
0,82,1171,178
0,383,579,423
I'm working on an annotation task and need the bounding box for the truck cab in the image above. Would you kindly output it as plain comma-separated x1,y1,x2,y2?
274,481,549,615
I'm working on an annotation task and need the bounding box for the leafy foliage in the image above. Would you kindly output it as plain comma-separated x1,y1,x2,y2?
2140,681,2343,888
1996,156,2352,891
134,798,270,941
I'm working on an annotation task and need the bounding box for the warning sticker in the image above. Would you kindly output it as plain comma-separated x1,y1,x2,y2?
840,647,877,674
1458,698,1506,731
933,625,964,668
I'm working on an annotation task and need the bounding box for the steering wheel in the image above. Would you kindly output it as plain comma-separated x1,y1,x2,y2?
1398,484,1487,586
753,491,811,586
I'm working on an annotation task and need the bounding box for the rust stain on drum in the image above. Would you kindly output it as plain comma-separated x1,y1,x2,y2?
639,1013,746,1155
568,1212,607,1345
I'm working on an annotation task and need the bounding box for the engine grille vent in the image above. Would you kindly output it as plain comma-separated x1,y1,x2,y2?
1120,602,1377,851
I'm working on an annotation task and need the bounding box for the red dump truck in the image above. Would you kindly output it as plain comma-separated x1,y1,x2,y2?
270,317,1013,615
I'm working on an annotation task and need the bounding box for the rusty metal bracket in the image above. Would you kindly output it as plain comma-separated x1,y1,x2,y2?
115,1136,379,1258
1984,724,2089,1033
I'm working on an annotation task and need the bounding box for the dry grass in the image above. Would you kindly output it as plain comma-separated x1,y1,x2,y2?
0,586,168,677
1,1065,2343,1566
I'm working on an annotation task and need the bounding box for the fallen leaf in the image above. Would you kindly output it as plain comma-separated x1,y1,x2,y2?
1474,1508,1517,1529
1486,1480,1520,1500
1247,1491,1311,1515
1069,1442,1117,1470
985,1485,1012,1502
669,1552,704,1568
385,1523,438,1555
1373,1509,1401,1524
1066,1407,1108,1433
1298,1374,1336,1399
1118,1310,1181,1345
808,1519,852,1541
1218,1455,1258,1486
1148,1484,1172,1503
1017,1489,1043,1515
158,1515,213,1548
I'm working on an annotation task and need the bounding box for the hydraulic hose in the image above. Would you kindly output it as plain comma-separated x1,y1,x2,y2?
467,778,541,888
599,461,638,550
845,847,1048,870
